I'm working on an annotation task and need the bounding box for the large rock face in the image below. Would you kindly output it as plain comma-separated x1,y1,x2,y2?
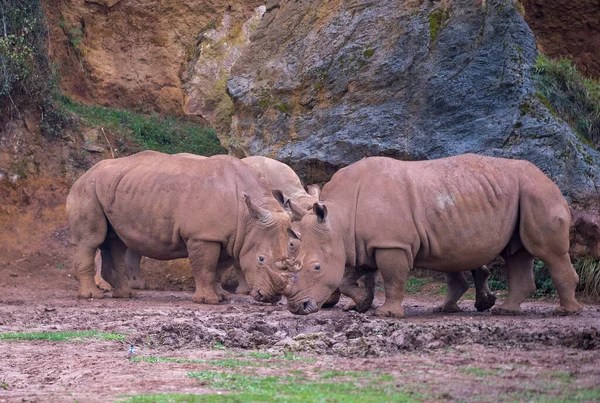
227,0,600,210
45,0,263,115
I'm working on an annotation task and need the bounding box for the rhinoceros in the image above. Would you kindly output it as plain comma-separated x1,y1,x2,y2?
242,156,496,311
284,154,582,317
67,151,298,303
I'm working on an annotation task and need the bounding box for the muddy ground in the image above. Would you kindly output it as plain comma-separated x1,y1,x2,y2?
1,263,599,402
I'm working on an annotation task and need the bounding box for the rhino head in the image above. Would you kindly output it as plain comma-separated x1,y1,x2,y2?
238,192,302,303
284,202,347,314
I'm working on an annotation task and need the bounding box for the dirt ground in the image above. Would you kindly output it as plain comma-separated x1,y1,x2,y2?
1,263,599,403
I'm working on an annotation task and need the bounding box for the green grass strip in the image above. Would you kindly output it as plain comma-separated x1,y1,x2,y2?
0,330,125,341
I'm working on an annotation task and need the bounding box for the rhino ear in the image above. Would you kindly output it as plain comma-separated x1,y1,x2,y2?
307,184,321,199
244,192,271,222
285,199,307,221
312,203,328,224
272,189,290,207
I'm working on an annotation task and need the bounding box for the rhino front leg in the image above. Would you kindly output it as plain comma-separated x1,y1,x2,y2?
339,268,375,312
492,248,535,315
188,240,222,304
374,248,412,317
234,264,250,295
472,265,496,311
101,237,136,298
214,259,233,301
438,272,469,312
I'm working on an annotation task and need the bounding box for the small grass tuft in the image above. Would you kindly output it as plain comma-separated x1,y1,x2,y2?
405,277,428,293
0,330,125,342
428,8,450,42
574,257,600,299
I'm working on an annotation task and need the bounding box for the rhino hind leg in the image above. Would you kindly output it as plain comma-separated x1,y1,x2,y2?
472,265,496,311
68,190,107,300
94,250,113,292
125,250,146,290
74,246,105,299
374,248,412,317
543,253,582,314
188,240,222,304
100,237,136,298
437,272,469,313
492,248,535,315
517,187,582,314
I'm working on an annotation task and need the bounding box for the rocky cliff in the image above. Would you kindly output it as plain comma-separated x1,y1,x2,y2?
226,0,599,204
45,0,263,117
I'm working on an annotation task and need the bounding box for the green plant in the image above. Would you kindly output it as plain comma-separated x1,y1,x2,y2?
0,0,54,120
532,55,600,149
532,259,556,298
0,382,8,390
57,96,225,155
274,102,292,115
574,257,600,299
405,277,427,293
428,8,449,42
0,330,125,341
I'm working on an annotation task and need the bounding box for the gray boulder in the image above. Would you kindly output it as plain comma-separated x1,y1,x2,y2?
226,0,600,253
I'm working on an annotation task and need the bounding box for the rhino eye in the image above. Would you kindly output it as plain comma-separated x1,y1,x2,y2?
314,264,321,271
258,256,265,264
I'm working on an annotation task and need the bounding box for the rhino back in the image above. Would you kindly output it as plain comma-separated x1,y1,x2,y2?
331,155,552,271
89,152,264,260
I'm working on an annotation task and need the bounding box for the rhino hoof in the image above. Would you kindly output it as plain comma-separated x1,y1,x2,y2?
474,292,497,312
435,303,462,313
112,288,136,298
193,292,220,304
78,287,105,299
553,303,583,316
375,304,404,318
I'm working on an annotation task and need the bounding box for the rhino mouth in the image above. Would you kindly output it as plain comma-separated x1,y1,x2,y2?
250,288,282,303
287,298,319,315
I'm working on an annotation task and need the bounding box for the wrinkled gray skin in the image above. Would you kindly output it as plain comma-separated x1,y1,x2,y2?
286,154,582,317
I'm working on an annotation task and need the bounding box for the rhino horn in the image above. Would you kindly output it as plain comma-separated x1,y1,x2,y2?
243,193,271,222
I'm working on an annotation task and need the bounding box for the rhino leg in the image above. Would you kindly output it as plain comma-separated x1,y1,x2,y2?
68,189,107,300
374,248,412,317
214,259,232,301
472,265,496,311
492,249,535,315
543,253,582,314
517,182,581,314
234,264,251,295
101,236,136,298
94,250,113,292
125,250,146,290
188,241,222,304
322,289,341,308
340,268,375,312
437,272,469,313
74,246,105,299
